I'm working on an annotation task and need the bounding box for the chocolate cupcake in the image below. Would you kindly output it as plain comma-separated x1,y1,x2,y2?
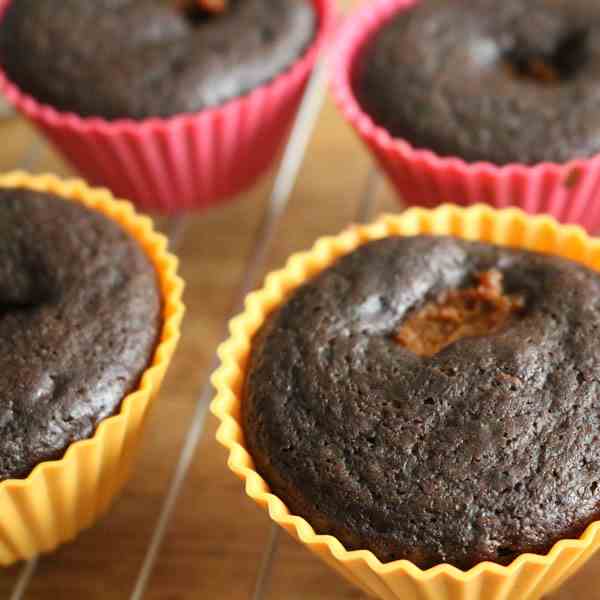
0,0,334,213
355,0,600,165
0,187,161,480
243,233,600,569
0,0,316,119
332,0,600,230
212,206,600,600
0,173,183,565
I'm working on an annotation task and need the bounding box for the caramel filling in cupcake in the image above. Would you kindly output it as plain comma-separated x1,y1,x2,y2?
504,30,589,84
196,0,227,12
177,0,227,14
396,270,524,357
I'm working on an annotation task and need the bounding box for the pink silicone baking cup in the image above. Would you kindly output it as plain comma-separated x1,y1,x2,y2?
0,0,336,214
331,0,600,233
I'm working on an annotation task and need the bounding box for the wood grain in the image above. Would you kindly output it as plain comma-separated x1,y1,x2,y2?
0,23,599,599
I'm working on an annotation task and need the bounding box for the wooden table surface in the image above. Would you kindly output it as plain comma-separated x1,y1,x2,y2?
1,16,600,599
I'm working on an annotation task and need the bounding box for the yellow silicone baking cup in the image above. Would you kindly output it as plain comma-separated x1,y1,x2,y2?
0,172,184,565
211,204,600,600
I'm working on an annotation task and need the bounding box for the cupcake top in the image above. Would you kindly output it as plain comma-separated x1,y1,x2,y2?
0,188,161,480
356,0,600,165
0,0,316,120
244,235,600,569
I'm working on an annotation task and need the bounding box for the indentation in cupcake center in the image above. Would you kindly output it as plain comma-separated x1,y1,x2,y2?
176,0,227,25
504,30,589,83
0,302,39,321
395,270,525,357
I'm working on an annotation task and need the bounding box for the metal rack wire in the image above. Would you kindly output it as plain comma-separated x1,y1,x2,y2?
0,97,13,119
4,46,384,600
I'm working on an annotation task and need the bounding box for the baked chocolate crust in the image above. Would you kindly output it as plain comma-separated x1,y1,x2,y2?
356,0,600,165
244,235,600,569
0,0,315,119
0,188,161,480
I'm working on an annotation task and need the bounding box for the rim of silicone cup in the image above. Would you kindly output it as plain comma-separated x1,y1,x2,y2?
330,0,600,180
0,0,337,134
0,171,185,489
211,203,600,583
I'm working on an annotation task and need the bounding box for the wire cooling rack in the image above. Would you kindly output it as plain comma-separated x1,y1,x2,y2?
0,96,12,119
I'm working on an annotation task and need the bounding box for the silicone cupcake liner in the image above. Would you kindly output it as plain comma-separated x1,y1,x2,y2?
212,204,600,600
0,172,184,565
331,0,600,233
0,0,335,215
